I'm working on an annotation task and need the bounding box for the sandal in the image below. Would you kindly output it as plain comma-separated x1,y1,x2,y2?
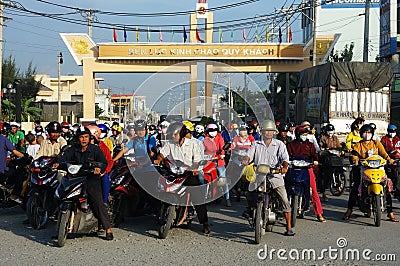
387,214,399,222
317,215,327,223
343,209,352,221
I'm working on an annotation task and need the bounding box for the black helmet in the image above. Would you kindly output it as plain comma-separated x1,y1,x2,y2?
369,123,376,130
166,122,185,140
360,124,374,136
288,122,295,128
134,119,147,130
46,121,62,133
325,124,335,132
277,123,289,132
148,124,157,131
34,125,44,133
1,122,12,135
75,126,91,137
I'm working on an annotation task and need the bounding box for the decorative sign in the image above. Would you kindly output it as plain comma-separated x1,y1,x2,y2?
306,87,322,118
196,2,208,19
60,33,98,66
97,43,304,60
330,111,389,120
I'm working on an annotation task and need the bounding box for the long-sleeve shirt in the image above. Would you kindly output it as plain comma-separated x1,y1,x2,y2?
319,135,341,150
345,131,362,151
99,141,113,174
203,134,225,167
380,135,400,158
351,140,391,162
35,136,67,159
287,139,318,162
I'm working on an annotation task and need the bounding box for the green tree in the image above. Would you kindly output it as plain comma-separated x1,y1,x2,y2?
328,42,354,62
95,103,105,119
1,55,42,121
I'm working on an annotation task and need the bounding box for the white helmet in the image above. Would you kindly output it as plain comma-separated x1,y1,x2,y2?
195,124,204,134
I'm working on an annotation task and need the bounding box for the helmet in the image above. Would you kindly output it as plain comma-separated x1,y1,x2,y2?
260,120,277,131
134,119,147,130
111,124,123,133
388,124,397,133
206,123,218,131
46,121,62,133
301,121,311,127
34,125,44,133
166,122,184,139
359,124,374,136
98,123,109,133
295,125,309,137
195,124,204,134
61,121,70,128
232,123,238,129
148,124,157,131
183,120,194,132
251,121,259,127
238,124,248,131
277,123,289,132
288,122,295,128
1,122,11,135
87,124,101,139
247,122,256,131
76,126,92,137
275,121,281,127
325,123,335,132
160,120,170,128
369,123,376,130
10,122,20,128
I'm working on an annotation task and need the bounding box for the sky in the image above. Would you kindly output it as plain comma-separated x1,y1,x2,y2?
2,0,297,94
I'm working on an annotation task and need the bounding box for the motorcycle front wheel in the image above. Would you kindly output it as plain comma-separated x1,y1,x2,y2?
372,194,382,227
109,192,125,228
158,204,175,239
27,194,46,230
254,201,263,244
57,210,71,247
330,171,346,196
290,195,299,227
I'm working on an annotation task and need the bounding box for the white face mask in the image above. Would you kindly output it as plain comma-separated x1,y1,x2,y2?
389,132,396,138
362,133,373,141
209,131,217,138
300,136,307,142
327,131,334,136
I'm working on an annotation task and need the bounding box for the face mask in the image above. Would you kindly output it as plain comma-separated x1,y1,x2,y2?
209,131,217,138
327,131,334,136
100,133,106,139
300,136,307,142
389,132,396,138
362,133,372,141
161,128,167,134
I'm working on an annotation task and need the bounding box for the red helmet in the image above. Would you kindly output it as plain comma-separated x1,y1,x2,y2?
61,121,70,128
295,125,309,138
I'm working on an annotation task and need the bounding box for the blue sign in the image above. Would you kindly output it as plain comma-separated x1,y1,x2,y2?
321,0,380,9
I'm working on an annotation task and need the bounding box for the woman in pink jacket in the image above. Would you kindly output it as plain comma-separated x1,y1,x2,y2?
203,123,230,206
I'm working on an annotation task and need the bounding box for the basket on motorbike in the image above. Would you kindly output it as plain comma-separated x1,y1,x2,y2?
327,155,344,167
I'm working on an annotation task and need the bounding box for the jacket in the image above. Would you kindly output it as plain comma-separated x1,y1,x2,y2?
203,133,225,167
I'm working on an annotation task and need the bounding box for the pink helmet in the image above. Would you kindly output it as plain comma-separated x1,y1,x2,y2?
206,123,218,131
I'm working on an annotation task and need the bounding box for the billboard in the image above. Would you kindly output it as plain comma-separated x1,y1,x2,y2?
380,0,397,57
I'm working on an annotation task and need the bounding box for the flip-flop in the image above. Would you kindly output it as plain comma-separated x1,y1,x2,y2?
317,215,327,223
387,214,399,222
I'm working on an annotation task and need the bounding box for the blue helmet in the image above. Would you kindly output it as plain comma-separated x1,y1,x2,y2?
98,123,109,133
388,124,397,133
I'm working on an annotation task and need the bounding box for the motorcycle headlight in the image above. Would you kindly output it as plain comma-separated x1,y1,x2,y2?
33,160,41,168
67,164,83,175
367,160,381,168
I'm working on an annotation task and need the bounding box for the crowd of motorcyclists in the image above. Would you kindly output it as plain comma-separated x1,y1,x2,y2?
0,115,399,244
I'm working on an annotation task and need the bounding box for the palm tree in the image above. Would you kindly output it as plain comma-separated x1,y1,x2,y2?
21,98,42,122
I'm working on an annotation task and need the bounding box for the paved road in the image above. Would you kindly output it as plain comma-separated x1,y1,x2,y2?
0,191,399,265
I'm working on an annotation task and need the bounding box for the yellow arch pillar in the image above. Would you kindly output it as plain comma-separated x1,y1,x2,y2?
82,58,96,119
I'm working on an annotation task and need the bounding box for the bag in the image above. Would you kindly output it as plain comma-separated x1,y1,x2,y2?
241,163,256,183
255,164,271,175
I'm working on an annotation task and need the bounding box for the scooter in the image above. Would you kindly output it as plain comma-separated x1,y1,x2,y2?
54,162,103,247
26,156,59,229
322,149,347,196
352,151,388,227
227,149,248,202
249,164,282,244
285,158,313,227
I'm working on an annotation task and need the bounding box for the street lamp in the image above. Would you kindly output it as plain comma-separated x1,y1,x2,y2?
58,52,63,122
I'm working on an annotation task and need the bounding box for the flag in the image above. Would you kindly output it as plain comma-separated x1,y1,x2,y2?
230,28,234,42
159,28,163,42
242,28,246,43
136,26,139,42
219,28,222,43
113,28,117,42
147,27,150,42
255,25,259,43
171,28,175,42
183,26,188,43
123,27,127,42
278,27,282,43
196,28,204,43
288,26,292,42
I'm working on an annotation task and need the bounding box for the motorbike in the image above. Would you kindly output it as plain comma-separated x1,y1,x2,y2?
248,164,282,244
54,162,103,247
156,159,197,239
284,158,313,227
352,151,388,227
0,155,32,208
321,149,347,196
226,149,247,202
108,153,157,228
26,156,59,229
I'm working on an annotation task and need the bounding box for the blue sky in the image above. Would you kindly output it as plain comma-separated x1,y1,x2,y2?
3,0,294,93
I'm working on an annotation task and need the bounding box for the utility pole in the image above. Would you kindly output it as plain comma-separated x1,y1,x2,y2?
57,52,63,121
87,9,93,38
363,0,370,62
312,0,318,66
0,3,4,120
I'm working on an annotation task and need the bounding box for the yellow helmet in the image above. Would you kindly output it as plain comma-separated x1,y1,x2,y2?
183,120,194,132
111,124,123,133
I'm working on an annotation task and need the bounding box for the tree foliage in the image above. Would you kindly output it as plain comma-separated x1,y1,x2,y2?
1,55,42,121
328,42,354,62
